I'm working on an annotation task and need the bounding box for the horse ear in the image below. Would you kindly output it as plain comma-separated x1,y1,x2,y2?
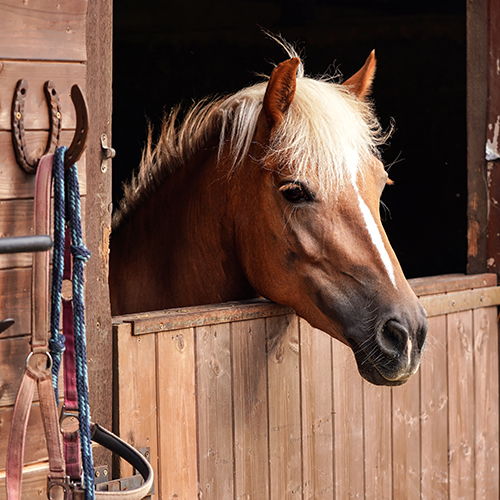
262,57,300,129
343,50,376,100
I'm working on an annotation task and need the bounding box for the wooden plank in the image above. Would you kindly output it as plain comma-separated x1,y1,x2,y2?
0,196,85,271
466,0,489,273
115,299,293,335
114,322,158,499
0,61,85,131
0,130,87,200
0,336,63,407
420,315,449,500
0,0,87,61
419,286,500,317
195,323,234,499
0,403,48,470
364,382,392,500
447,310,475,500
231,318,270,500
409,273,496,296
266,314,302,498
84,0,114,471
0,199,33,269
473,307,499,499
332,339,364,499
299,320,334,499
0,268,31,337
156,328,198,499
392,372,421,500
0,462,49,500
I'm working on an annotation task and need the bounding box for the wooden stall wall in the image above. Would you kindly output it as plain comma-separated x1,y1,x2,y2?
114,274,500,500
0,1,93,495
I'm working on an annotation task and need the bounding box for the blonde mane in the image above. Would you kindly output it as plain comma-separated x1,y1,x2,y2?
113,52,387,229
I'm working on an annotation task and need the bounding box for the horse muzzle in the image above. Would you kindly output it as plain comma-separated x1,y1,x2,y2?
347,312,428,386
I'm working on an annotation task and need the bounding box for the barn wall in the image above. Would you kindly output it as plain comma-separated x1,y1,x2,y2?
0,0,114,495
114,274,500,500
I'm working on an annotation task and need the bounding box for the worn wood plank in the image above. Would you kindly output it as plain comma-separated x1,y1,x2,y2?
0,462,49,499
420,314,449,500
0,403,48,470
0,131,87,200
0,267,31,337
156,328,198,499
332,339,364,499
419,286,500,317
231,318,270,500
196,323,234,499
115,299,293,336
409,274,496,296
299,320,334,500
114,322,158,499
392,372,421,500
0,0,87,61
0,336,63,407
84,0,114,471
266,314,302,499
473,307,499,499
364,382,392,500
0,61,85,131
447,311,474,500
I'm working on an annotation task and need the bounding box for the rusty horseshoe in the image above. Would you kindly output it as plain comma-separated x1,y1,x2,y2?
11,80,89,174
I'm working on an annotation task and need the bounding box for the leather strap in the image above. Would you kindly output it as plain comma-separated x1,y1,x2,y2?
92,425,154,500
6,369,36,499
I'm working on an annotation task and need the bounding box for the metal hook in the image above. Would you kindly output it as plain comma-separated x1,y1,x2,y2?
11,80,89,174
11,79,62,174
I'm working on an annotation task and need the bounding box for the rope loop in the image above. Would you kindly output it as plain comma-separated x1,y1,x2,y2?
71,245,91,262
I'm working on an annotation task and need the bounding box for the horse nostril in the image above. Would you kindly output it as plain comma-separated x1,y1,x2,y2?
377,319,408,357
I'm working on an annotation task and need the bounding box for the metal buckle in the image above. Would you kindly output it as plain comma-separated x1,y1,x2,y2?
59,405,80,433
47,476,72,500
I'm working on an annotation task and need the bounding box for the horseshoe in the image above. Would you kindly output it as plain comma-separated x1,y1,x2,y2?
11,81,89,174
11,79,62,174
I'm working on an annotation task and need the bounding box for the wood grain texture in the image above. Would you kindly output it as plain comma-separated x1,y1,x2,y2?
0,267,31,337
84,0,114,470
473,307,499,499
332,339,364,499
196,323,234,499
231,318,270,500
0,462,49,499
266,314,302,498
157,328,198,499
0,336,63,408
447,311,474,500
0,61,85,131
0,0,87,61
299,320,334,500
0,403,48,470
420,315,449,500
113,322,158,499
0,131,87,200
409,273,496,296
364,383,392,500
392,373,421,500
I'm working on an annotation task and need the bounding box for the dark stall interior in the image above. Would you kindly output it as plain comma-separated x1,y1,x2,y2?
113,0,466,280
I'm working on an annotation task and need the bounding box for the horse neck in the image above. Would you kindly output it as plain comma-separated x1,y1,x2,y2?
110,146,255,315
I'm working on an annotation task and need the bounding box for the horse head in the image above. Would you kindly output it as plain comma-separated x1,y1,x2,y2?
231,52,428,386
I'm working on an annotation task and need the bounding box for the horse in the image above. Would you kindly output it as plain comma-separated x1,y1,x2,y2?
109,44,428,386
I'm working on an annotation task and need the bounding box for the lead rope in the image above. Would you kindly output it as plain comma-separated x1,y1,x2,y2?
49,146,95,499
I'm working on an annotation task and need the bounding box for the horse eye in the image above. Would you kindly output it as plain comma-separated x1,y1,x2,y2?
279,182,312,203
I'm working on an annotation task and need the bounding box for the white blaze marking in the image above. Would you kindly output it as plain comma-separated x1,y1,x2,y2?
352,178,397,289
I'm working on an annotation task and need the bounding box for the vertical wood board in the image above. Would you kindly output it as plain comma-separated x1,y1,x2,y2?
195,323,234,499
231,318,270,500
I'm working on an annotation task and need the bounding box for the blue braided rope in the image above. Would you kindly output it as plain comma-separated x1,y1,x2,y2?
64,160,95,500
49,147,67,399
